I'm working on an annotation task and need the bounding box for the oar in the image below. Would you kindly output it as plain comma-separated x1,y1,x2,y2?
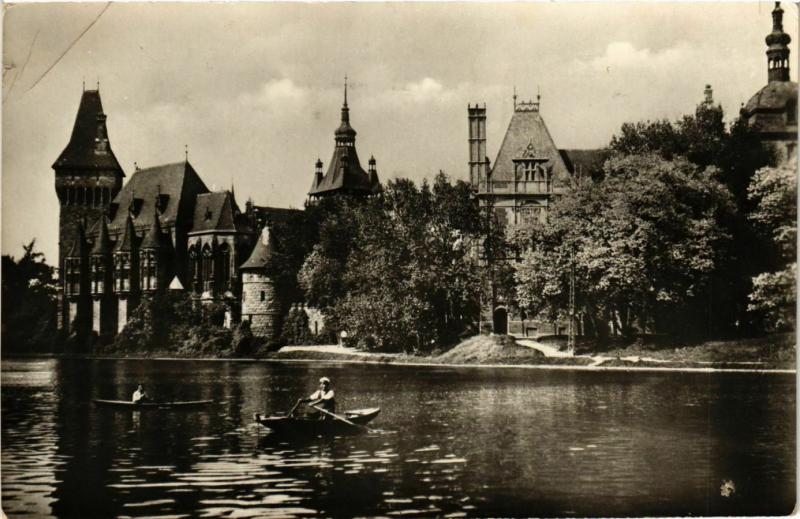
309,404,374,433
287,399,303,417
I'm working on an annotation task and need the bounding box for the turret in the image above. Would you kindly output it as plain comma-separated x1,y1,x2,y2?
113,214,140,333
767,2,791,83
89,213,117,337
140,205,171,293
54,88,125,334
468,103,488,191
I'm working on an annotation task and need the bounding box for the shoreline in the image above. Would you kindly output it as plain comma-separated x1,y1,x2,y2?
3,351,795,375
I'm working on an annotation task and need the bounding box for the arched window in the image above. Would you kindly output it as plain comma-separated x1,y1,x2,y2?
220,243,231,289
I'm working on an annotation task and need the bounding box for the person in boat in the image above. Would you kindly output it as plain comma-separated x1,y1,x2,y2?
132,384,149,404
298,377,336,419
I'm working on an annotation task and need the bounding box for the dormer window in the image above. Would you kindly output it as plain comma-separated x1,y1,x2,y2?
205,208,213,221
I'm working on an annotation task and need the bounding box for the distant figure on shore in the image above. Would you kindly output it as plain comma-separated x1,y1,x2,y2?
299,377,336,418
132,384,149,404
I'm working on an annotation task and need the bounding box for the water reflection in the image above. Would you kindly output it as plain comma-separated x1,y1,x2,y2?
1,359,795,517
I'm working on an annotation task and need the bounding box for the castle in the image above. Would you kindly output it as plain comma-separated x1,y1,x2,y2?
54,4,796,344
55,83,378,343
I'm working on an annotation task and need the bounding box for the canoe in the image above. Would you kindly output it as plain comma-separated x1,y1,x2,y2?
93,399,213,409
254,407,380,436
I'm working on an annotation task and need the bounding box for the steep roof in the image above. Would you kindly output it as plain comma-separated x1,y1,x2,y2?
91,214,113,255
490,106,571,184
140,208,172,250
65,223,85,259
108,161,209,234
190,191,245,234
309,86,377,196
309,146,374,195
53,90,124,172
114,215,138,253
240,228,274,271
743,81,798,135
558,149,610,177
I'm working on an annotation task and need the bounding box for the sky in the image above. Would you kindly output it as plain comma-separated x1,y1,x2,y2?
2,2,797,264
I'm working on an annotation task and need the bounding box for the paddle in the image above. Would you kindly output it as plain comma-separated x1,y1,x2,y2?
287,399,304,417
309,404,374,433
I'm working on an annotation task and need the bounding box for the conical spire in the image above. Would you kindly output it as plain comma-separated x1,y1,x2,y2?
91,214,113,255
335,76,356,143
140,206,169,249
766,1,791,82
240,226,274,271
66,222,86,259
114,214,137,252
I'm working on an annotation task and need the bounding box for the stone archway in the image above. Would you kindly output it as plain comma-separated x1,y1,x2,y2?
493,307,508,335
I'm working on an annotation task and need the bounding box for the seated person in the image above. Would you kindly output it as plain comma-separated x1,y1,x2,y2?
299,377,336,418
132,384,149,404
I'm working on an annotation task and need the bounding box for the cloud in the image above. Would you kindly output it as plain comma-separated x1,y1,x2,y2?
579,41,689,72
403,77,448,103
240,78,309,108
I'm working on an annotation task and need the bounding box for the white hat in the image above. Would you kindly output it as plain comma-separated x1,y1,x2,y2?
319,377,331,384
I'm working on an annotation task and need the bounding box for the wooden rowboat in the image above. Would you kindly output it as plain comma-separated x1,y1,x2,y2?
254,408,380,436
93,399,213,409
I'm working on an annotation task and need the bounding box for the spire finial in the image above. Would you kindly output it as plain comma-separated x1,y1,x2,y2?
134,161,139,171
344,75,348,107
513,85,517,109
537,85,541,103
184,144,188,162
82,78,85,92
96,78,100,91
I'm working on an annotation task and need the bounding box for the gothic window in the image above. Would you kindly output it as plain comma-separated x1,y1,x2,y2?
260,291,266,302
220,243,231,289
524,162,535,182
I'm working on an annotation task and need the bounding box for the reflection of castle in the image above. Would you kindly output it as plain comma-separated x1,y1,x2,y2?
55,84,375,343
470,1,797,336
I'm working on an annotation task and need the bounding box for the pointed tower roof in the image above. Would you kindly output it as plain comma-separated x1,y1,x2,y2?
140,206,171,249
168,275,184,290
53,90,124,172
744,1,797,138
66,222,86,259
114,214,138,253
91,214,113,255
489,96,571,185
240,227,275,271
309,78,376,197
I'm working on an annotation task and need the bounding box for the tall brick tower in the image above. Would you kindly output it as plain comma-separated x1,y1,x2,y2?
53,88,125,332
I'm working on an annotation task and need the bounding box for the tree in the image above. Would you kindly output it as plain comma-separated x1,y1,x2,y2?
514,154,735,343
746,158,797,331
299,173,483,352
1,240,59,352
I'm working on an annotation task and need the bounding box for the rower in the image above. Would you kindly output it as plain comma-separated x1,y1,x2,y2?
299,377,336,418
132,384,149,404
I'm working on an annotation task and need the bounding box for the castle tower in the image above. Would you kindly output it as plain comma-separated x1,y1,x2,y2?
113,214,140,333
308,78,379,198
767,1,791,83
139,204,172,294
468,104,488,191
240,227,280,342
54,89,125,281
63,222,90,336
743,1,798,162
89,214,116,338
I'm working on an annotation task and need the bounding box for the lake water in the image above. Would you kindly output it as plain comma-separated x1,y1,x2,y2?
1,358,795,517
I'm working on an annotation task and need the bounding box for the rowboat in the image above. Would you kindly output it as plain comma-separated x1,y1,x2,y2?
254,407,380,436
93,399,213,409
